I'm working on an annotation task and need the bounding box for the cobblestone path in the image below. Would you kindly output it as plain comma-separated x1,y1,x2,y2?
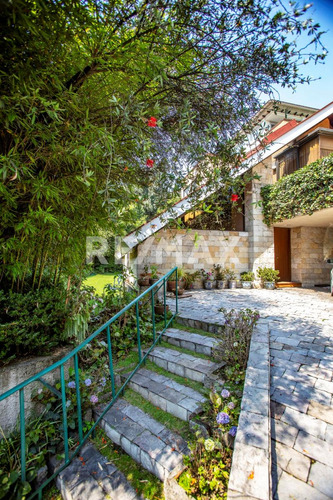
168,287,333,499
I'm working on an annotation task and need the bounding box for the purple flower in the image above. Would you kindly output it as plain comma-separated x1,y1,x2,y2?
90,395,98,404
229,426,237,437
221,389,230,398
68,381,76,389
100,377,106,387
228,401,235,410
216,412,230,425
84,378,92,386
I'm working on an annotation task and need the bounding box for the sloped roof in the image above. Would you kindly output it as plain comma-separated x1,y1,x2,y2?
121,100,333,254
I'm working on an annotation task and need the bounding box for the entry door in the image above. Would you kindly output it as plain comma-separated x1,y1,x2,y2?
274,228,291,282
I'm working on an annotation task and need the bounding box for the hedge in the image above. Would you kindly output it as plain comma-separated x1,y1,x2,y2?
261,153,333,226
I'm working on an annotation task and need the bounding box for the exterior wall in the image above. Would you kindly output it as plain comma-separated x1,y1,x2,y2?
245,162,275,275
137,229,249,278
291,227,332,286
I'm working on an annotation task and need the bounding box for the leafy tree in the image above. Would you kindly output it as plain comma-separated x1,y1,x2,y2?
0,0,326,290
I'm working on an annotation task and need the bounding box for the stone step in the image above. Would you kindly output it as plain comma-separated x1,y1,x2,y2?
96,398,189,482
123,367,206,421
161,327,220,356
175,315,224,334
145,346,222,383
55,441,140,500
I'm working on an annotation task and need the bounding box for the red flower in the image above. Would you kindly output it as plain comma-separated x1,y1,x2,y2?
124,166,129,172
231,194,239,202
146,159,154,168
147,116,157,127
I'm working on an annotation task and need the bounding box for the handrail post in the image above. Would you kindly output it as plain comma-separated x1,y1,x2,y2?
163,277,167,329
176,267,179,314
60,364,69,463
151,288,156,342
136,302,142,362
19,388,26,482
106,325,116,398
74,354,83,443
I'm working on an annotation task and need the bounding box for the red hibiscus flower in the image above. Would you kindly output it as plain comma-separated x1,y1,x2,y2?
231,194,239,202
147,116,157,127
146,159,154,168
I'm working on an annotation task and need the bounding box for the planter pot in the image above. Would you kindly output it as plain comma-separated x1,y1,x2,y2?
228,280,237,289
167,280,184,292
216,280,227,289
264,281,275,290
242,281,252,289
138,278,150,286
154,304,169,315
149,278,159,285
203,280,213,290
173,288,184,296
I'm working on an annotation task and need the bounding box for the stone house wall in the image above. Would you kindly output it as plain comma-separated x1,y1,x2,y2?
136,229,249,279
244,161,275,274
291,227,331,286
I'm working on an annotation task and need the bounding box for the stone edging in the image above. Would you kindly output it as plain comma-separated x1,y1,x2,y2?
227,320,271,500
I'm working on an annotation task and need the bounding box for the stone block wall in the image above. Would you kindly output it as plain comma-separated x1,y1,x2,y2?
136,229,249,278
245,161,275,274
291,227,331,286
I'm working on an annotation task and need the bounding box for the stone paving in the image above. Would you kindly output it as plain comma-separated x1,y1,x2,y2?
167,287,333,500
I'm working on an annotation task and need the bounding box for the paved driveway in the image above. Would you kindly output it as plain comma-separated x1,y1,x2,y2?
168,287,333,499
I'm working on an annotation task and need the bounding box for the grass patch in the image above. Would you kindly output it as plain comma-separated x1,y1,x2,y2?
84,273,117,295
92,428,164,500
159,340,210,360
123,388,191,440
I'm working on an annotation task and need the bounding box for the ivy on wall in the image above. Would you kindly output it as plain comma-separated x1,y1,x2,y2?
261,153,333,226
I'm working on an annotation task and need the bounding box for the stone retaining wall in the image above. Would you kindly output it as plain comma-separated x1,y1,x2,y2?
137,229,249,277
0,347,72,434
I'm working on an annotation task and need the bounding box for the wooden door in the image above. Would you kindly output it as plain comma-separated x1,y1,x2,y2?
274,228,291,282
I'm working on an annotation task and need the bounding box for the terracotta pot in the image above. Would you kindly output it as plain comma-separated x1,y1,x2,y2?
167,279,184,292
154,304,169,315
149,278,159,285
138,278,150,286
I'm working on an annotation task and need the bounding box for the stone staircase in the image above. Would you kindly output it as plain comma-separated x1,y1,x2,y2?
56,327,221,499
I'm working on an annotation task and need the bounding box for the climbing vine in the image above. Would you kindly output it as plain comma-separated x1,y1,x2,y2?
261,154,333,226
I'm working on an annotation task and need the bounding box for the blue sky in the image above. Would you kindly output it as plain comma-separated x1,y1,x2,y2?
270,0,333,109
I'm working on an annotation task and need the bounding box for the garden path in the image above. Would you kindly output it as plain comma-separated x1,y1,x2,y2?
167,287,333,499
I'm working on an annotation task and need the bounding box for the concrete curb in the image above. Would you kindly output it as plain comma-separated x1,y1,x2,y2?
227,319,272,500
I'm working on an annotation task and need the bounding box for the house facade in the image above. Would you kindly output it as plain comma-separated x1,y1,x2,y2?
121,100,333,287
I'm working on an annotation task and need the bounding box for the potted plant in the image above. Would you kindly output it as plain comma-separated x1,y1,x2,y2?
257,267,280,289
154,298,169,316
201,269,214,290
183,270,201,290
167,267,185,292
240,271,255,289
149,265,160,285
226,269,237,289
138,265,150,286
213,264,227,289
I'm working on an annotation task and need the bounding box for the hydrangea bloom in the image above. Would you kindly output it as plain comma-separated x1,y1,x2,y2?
84,378,92,386
90,395,98,404
229,426,237,437
204,439,215,452
221,389,230,398
216,412,230,425
68,381,76,389
228,401,235,410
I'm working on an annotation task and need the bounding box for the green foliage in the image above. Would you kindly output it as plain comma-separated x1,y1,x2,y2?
257,267,280,283
214,308,260,370
240,271,255,282
0,413,62,500
0,0,326,291
213,265,227,281
261,154,333,226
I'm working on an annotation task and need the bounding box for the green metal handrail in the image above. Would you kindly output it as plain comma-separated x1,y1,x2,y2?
0,267,179,499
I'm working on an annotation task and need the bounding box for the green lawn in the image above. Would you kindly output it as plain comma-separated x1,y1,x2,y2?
84,273,117,295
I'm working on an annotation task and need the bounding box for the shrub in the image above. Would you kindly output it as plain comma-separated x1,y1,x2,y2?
213,308,260,370
240,271,255,282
